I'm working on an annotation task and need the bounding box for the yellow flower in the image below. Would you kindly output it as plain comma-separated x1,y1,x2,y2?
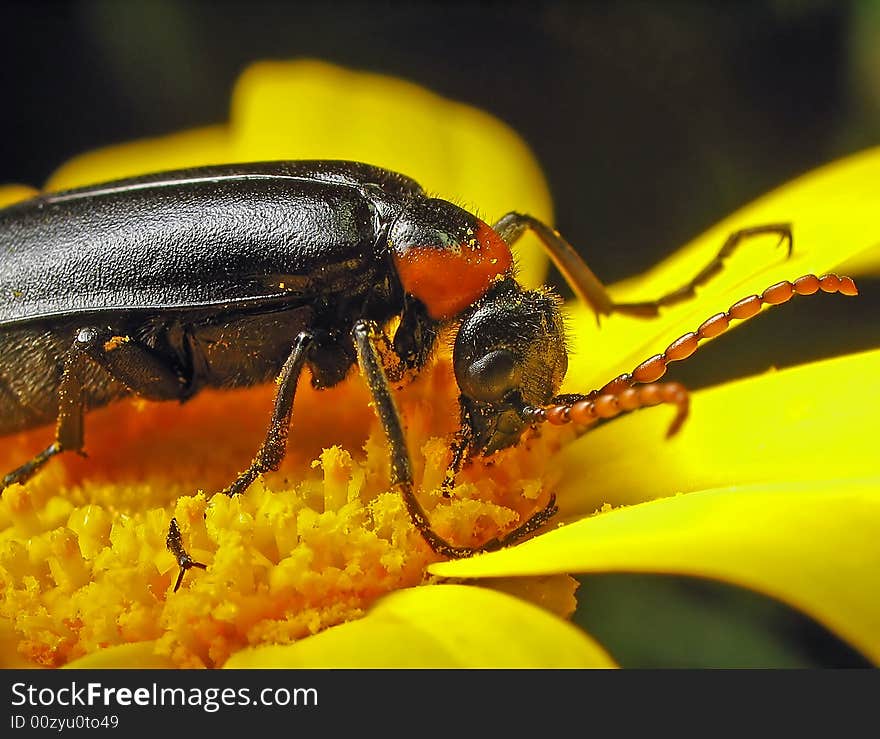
0,61,877,669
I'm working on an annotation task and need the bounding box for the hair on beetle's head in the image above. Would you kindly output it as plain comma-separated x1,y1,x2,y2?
453,276,568,455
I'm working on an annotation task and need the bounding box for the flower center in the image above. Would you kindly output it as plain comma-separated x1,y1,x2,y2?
0,355,566,667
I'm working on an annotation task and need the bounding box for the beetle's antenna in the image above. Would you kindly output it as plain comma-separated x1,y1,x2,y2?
522,273,858,434
526,381,690,438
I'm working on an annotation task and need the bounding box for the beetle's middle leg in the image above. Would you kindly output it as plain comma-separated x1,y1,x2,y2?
221,331,314,497
493,212,792,319
352,319,557,559
1,326,186,491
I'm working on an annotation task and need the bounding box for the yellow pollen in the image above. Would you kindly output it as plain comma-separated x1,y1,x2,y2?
0,355,568,668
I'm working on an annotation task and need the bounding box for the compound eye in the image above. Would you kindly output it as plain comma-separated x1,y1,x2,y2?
463,349,521,402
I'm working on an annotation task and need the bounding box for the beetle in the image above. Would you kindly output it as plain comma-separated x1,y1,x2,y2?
0,160,858,589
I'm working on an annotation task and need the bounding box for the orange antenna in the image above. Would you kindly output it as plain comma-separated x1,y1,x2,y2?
535,381,690,437
523,273,858,436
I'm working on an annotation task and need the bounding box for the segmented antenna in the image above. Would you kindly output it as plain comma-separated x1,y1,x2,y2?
529,381,690,437
523,273,858,435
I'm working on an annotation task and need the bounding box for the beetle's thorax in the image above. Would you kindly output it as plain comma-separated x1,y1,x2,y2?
387,198,513,321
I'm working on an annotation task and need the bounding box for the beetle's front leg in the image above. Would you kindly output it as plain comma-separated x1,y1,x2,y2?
440,400,472,497
494,212,792,318
221,331,314,497
1,326,186,492
353,319,458,556
352,319,557,558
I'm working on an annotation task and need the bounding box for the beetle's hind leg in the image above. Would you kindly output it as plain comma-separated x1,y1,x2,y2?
493,212,792,319
2,341,89,490
1,326,186,492
352,319,557,559
166,517,207,593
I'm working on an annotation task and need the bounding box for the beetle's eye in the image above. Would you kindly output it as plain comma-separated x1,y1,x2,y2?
462,349,521,402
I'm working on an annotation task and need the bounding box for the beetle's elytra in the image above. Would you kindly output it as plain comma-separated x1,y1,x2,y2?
0,160,858,588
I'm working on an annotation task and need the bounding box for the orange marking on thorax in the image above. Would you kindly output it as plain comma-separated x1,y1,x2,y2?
393,221,513,320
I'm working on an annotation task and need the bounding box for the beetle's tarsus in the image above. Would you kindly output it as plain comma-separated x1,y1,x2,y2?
166,517,207,592
1,442,62,492
222,470,258,498
610,223,796,317
217,331,315,500
430,493,559,559
172,558,207,594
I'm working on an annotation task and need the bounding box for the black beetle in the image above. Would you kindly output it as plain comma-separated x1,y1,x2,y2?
2,160,850,588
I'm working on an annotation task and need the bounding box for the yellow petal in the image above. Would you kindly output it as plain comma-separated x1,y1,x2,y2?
45,126,231,191
430,480,880,664
62,641,176,669
553,347,880,516
837,243,880,277
564,146,880,391
476,575,579,620
0,185,39,208
43,59,551,285
223,584,615,668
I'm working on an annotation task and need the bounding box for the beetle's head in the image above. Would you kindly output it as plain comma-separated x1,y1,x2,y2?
453,276,568,455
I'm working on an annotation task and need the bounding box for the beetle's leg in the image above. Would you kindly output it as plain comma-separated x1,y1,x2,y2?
1,346,87,489
609,224,794,316
221,331,315,497
352,319,557,559
493,212,616,316
440,407,471,498
493,212,792,318
73,327,186,400
166,517,206,593
1,327,187,492
387,294,440,385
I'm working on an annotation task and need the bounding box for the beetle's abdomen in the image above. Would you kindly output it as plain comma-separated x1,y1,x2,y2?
0,174,387,325
186,305,316,390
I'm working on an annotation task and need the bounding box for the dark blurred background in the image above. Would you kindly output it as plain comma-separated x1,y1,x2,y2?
2,0,877,666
